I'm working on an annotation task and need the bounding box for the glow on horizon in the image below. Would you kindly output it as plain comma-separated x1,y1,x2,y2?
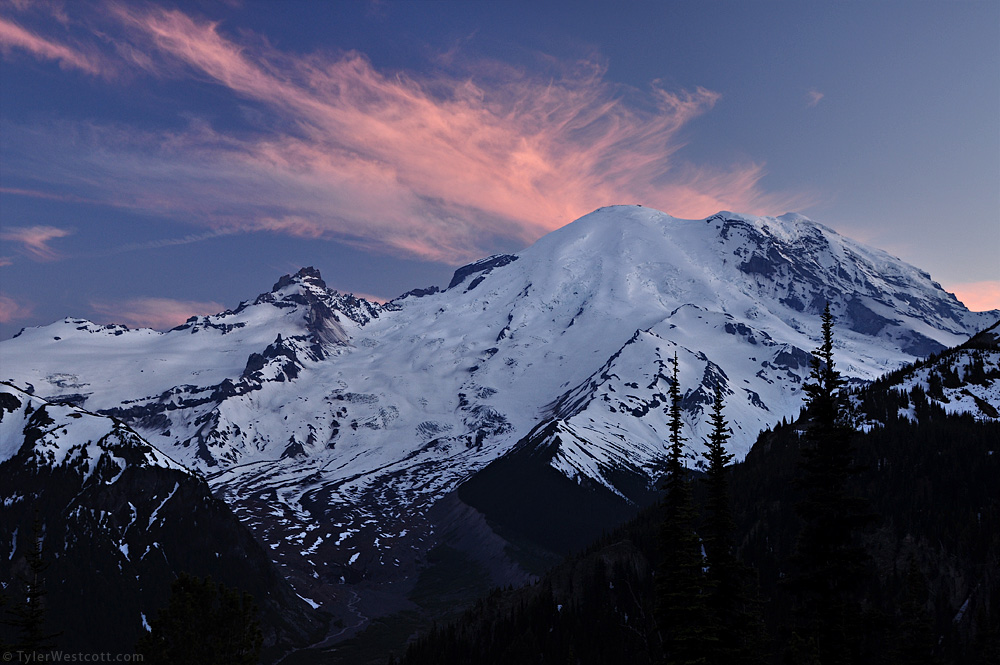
951,282,1000,314
89,297,225,330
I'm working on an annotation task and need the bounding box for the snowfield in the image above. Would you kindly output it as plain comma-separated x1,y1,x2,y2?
2,206,996,606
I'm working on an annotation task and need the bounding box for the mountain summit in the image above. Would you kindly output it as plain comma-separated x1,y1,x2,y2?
2,205,996,639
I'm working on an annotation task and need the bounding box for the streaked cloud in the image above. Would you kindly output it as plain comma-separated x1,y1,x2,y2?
1,3,812,264
92,229,238,258
0,186,110,205
806,89,824,108
89,297,225,330
0,15,104,75
0,225,72,261
0,294,33,323
948,281,1000,312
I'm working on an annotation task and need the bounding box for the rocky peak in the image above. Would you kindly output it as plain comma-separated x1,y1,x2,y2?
271,266,327,292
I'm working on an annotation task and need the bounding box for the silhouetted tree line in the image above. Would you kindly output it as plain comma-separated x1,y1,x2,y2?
1,535,263,665
397,309,1000,664
1,514,61,653
135,572,263,664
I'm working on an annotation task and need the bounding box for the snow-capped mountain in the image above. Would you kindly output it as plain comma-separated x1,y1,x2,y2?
2,206,996,636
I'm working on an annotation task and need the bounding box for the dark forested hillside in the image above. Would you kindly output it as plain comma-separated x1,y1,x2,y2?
396,323,1000,664
0,385,328,662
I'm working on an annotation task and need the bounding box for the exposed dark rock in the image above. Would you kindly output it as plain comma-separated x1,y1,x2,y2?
772,345,813,370
738,251,779,277
395,286,441,301
845,297,897,336
900,331,947,357
447,254,519,290
282,438,307,459
41,393,90,407
273,266,327,292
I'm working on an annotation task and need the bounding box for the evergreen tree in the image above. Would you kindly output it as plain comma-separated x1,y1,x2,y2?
788,303,875,664
702,389,735,577
657,353,714,664
136,573,262,665
5,514,60,653
701,389,764,665
0,582,9,652
966,354,988,386
940,362,961,389
927,371,945,401
891,558,938,665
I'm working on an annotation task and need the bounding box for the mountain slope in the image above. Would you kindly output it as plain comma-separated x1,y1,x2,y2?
0,383,326,658
1,206,996,641
855,318,1000,426
397,331,1000,665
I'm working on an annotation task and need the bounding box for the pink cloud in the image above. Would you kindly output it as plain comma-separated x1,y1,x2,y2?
89,297,225,330
4,4,814,264
0,257,13,267
0,15,103,75
806,89,824,108
0,294,33,323
947,281,1000,312
0,225,72,261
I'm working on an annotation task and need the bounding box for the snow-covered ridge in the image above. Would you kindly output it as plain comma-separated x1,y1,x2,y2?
0,383,184,483
855,319,1000,427
3,267,395,409
2,207,996,471
1,206,996,608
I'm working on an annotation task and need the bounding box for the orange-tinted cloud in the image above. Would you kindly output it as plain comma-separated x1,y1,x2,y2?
0,225,72,261
3,4,813,264
947,281,1000,312
0,15,103,74
0,294,33,323
89,297,225,330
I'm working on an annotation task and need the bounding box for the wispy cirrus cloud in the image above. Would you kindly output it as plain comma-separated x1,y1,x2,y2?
89,297,225,330
0,186,111,206
1,3,813,264
0,225,72,261
0,14,105,75
0,294,33,323
90,229,238,258
948,281,1000,312
805,89,824,108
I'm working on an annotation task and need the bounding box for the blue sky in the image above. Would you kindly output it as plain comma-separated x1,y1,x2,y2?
1,0,998,336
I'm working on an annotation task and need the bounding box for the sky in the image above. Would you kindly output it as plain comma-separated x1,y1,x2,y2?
1,0,998,338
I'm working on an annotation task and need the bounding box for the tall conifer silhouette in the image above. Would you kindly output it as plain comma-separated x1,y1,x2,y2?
701,389,764,665
657,353,713,664
789,303,874,664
